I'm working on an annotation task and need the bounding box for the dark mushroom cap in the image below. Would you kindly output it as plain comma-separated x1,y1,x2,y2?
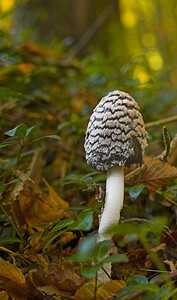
84,90,147,171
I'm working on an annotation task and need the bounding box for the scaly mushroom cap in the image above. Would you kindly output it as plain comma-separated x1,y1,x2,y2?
84,90,147,171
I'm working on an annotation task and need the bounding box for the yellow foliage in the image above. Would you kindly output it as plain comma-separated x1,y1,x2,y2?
0,0,15,30
133,65,150,84
147,50,164,71
141,32,156,47
0,257,27,299
0,0,15,12
120,0,138,28
121,10,137,28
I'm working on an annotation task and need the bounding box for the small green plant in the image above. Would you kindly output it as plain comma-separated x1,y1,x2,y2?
0,124,60,249
65,234,128,299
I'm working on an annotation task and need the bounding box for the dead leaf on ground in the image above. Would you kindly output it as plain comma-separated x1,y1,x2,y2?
27,254,50,272
26,264,85,298
126,156,177,191
112,248,148,279
160,230,177,247
0,291,9,300
18,179,69,226
73,279,126,300
0,257,28,300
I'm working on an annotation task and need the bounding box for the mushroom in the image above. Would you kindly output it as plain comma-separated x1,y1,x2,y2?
84,90,147,280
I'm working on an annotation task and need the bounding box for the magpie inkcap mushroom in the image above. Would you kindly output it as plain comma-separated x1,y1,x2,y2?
84,90,147,281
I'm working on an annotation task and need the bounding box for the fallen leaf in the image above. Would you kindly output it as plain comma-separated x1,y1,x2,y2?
43,178,69,210
112,248,148,279
27,254,50,272
73,279,126,300
19,179,69,226
0,291,9,300
26,264,85,297
126,156,177,191
160,230,177,247
0,257,27,300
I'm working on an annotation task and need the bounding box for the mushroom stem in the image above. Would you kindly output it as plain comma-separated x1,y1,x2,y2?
98,165,124,242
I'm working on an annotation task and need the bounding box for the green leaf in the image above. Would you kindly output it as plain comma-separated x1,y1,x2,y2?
42,219,75,251
0,237,24,245
5,124,27,138
0,87,22,101
88,240,112,262
134,283,160,293
32,134,60,143
25,126,38,137
0,137,19,148
115,283,160,299
77,234,97,259
107,217,167,241
115,286,132,299
80,264,101,279
43,218,74,241
150,273,170,283
68,210,93,231
65,235,112,264
160,282,175,297
129,184,144,201
102,253,128,264
127,274,149,286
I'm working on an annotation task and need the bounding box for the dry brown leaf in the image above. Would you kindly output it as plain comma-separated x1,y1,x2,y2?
43,178,69,210
19,179,69,226
8,170,33,203
26,264,85,298
0,257,27,300
60,231,76,245
0,291,9,300
160,230,177,247
112,248,148,280
27,254,50,272
73,279,126,300
127,156,177,191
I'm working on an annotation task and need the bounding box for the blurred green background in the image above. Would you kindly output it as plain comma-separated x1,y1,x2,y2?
0,0,177,184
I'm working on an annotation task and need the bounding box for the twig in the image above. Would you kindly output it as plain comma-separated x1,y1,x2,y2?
145,114,177,128
122,218,151,224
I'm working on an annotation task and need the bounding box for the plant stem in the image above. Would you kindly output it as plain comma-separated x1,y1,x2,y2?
145,114,177,128
94,273,98,300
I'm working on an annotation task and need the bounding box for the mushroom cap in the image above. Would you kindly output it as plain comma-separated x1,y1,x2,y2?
84,90,148,171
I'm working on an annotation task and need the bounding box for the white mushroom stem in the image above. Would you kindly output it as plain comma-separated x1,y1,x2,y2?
98,165,124,242
97,165,124,282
